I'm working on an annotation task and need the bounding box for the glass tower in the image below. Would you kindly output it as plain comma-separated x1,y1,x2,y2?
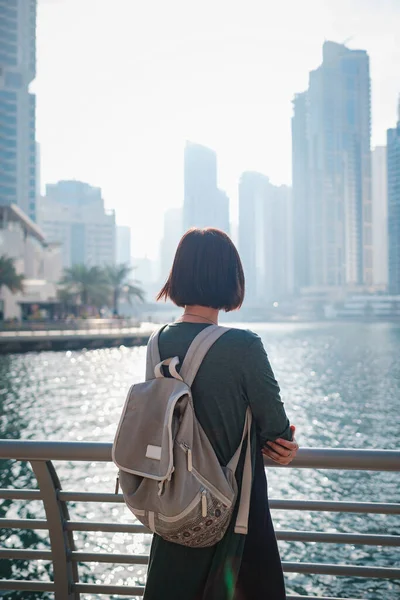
387,102,400,294
293,42,372,288
0,0,37,221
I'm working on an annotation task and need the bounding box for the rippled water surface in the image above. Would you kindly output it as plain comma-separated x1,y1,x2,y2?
1,322,399,599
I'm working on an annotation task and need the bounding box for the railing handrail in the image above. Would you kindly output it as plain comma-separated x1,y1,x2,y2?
1,442,399,598
0,439,399,470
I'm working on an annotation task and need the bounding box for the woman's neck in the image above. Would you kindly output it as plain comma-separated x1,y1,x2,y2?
180,305,219,325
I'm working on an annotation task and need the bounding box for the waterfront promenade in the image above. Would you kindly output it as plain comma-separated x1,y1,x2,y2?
0,319,155,353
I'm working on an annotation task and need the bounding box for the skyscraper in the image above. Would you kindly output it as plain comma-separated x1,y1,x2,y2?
239,172,292,306
37,180,116,268
387,103,400,295
239,172,269,305
183,142,230,234
291,92,310,292
116,226,132,265
0,0,37,221
293,42,372,289
371,146,388,287
213,189,230,236
263,184,293,303
159,207,182,283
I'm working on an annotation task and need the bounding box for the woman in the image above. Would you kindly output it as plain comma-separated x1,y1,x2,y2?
144,228,298,600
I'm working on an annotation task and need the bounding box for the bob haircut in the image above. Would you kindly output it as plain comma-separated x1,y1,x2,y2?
157,228,245,312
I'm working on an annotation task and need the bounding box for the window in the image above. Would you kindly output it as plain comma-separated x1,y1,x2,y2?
341,58,359,76
364,248,373,269
0,102,17,114
0,19,17,32
0,185,15,196
0,150,16,160
0,40,17,54
0,173,16,184
0,28,17,43
5,71,22,89
1,162,15,173
0,90,17,101
2,114,17,126
0,125,16,137
346,101,356,126
0,6,18,19
364,203,372,222
0,53,17,67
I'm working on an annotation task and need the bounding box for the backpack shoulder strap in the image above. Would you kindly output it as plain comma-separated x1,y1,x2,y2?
145,325,167,380
179,325,230,387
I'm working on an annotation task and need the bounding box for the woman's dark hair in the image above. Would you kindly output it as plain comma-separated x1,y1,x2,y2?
157,228,245,312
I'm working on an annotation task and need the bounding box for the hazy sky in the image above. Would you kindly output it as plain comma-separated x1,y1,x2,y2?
35,0,400,259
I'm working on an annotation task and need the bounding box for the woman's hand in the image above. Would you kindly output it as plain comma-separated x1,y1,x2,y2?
262,425,299,465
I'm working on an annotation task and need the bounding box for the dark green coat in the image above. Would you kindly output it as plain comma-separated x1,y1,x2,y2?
143,323,291,600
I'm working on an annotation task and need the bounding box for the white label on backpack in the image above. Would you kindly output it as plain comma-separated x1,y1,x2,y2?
146,444,162,460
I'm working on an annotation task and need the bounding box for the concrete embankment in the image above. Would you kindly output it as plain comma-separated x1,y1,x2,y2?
0,327,155,354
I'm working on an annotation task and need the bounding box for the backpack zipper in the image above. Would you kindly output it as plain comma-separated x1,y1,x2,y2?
179,446,233,508
180,443,193,472
201,489,207,517
114,475,120,494
192,467,232,508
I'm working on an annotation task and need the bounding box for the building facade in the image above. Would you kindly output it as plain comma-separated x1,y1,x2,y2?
116,225,131,265
0,0,37,221
159,207,182,283
371,146,388,287
293,42,372,290
291,92,310,292
37,181,116,269
183,142,230,234
263,184,293,303
0,204,62,319
239,172,292,306
239,172,269,305
387,111,400,295
213,189,230,236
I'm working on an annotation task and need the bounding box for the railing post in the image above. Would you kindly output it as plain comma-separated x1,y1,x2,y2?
31,460,80,599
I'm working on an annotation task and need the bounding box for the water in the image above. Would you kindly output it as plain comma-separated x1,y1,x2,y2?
0,322,399,599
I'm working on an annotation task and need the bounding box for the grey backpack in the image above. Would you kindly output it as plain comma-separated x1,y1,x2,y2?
112,324,252,548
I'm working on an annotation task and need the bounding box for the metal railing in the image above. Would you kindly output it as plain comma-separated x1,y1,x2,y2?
0,440,399,600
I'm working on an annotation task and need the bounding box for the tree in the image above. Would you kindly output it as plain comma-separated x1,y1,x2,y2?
105,264,144,316
60,265,109,314
57,286,79,316
0,255,24,294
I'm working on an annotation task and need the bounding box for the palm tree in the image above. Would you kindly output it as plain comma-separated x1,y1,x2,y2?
60,265,109,315
105,264,144,316
0,255,24,294
57,286,79,317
